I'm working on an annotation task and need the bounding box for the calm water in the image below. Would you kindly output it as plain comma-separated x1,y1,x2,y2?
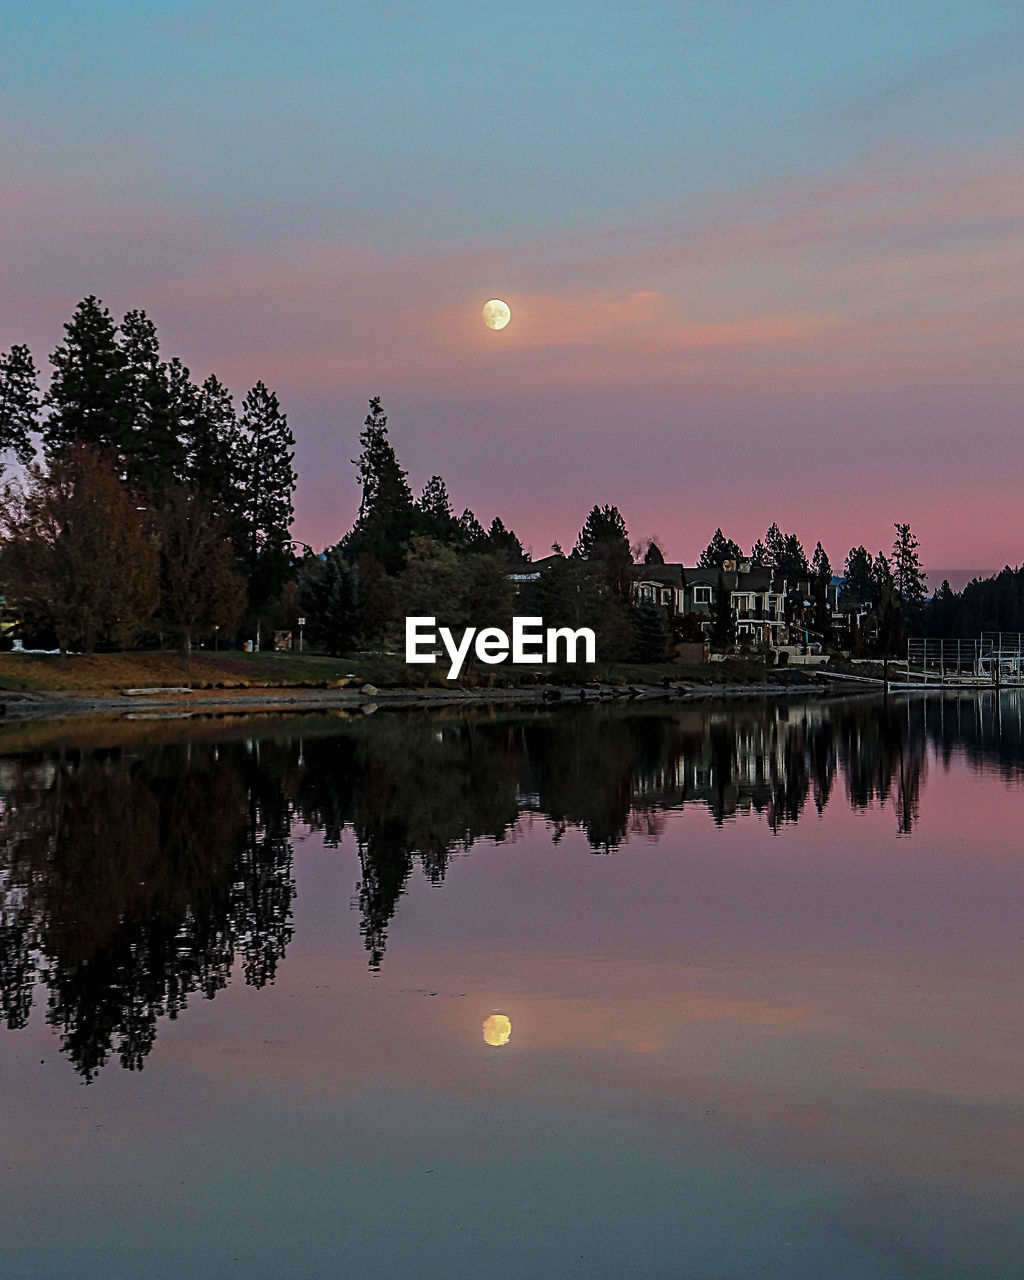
0,694,1021,1279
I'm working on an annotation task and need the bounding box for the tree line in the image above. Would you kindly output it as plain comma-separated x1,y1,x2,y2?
0,297,295,654
0,297,1013,659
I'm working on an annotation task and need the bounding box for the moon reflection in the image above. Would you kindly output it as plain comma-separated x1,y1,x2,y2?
482,1013,512,1046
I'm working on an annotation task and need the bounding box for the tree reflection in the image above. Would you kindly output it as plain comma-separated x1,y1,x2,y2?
1,691,1022,1070
0,743,294,1080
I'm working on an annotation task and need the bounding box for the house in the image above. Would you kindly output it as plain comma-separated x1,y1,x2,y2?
679,562,787,646
631,559,787,646
827,577,875,644
508,552,566,584
631,563,686,616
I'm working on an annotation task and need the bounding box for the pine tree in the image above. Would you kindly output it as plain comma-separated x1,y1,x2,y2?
417,474,456,541
891,522,927,617
186,374,243,522
873,550,902,653
643,541,665,565
698,529,742,569
925,580,961,637
780,533,809,582
348,397,415,574
844,546,875,603
575,504,631,596
711,570,736,647
43,296,130,457
632,598,671,662
119,309,188,497
156,488,246,657
487,516,526,566
811,541,833,642
456,508,489,551
575,504,628,558
237,382,296,603
0,344,39,475
762,522,786,569
297,549,361,655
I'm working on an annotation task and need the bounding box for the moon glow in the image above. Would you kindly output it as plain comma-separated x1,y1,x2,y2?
482,299,511,330
482,1013,512,1046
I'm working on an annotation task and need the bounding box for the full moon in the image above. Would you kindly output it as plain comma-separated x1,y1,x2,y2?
482,1013,512,1046
482,299,511,330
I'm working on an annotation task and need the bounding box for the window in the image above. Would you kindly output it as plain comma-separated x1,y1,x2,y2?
661,589,671,604
692,586,711,603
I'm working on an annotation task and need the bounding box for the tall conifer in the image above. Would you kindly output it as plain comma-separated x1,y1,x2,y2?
43,296,129,457
237,381,296,602
0,344,40,475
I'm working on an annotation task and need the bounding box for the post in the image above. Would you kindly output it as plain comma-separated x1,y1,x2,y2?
298,617,306,654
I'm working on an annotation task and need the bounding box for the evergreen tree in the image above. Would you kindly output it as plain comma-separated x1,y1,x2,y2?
119,309,188,497
872,550,893,595
762,522,786,569
156,488,246,657
811,541,833,642
348,397,415,574
521,555,634,662
950,566,1024,637
749,538,768,566
296,549,360,654
780,532,809,582
925,579,962,637
643,540,665,565
632,598,671,662
575,504,628,558
43,296,130,457
844,546,875,603
891,522,927,620
237,382,296,604
872,551,902,653
0,344,39,475
711,570,736,647
417,474,457,542
698,529,742,569
186,374,242,522
575,504,631,596
487,516,527,566
456,508,489,551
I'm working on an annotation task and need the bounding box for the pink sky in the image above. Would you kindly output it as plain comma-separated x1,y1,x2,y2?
3,145,1022,569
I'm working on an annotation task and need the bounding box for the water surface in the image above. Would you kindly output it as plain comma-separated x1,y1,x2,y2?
1,694,1021,1278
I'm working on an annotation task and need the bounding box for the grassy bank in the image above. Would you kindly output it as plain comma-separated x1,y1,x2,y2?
0,649,805,697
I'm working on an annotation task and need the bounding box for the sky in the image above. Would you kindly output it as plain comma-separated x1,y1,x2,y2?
2,0,1023,568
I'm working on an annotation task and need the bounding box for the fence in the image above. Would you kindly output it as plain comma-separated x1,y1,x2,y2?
902,633,1024,686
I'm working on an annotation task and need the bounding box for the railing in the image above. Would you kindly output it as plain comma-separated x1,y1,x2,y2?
903,636,1024,686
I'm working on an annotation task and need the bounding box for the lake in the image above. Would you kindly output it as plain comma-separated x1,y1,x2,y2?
0,694,1021,1278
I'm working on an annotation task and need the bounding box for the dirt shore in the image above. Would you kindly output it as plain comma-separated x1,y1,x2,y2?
0,676,864,723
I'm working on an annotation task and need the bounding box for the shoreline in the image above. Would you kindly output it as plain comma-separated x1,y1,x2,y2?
0,676,884,723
